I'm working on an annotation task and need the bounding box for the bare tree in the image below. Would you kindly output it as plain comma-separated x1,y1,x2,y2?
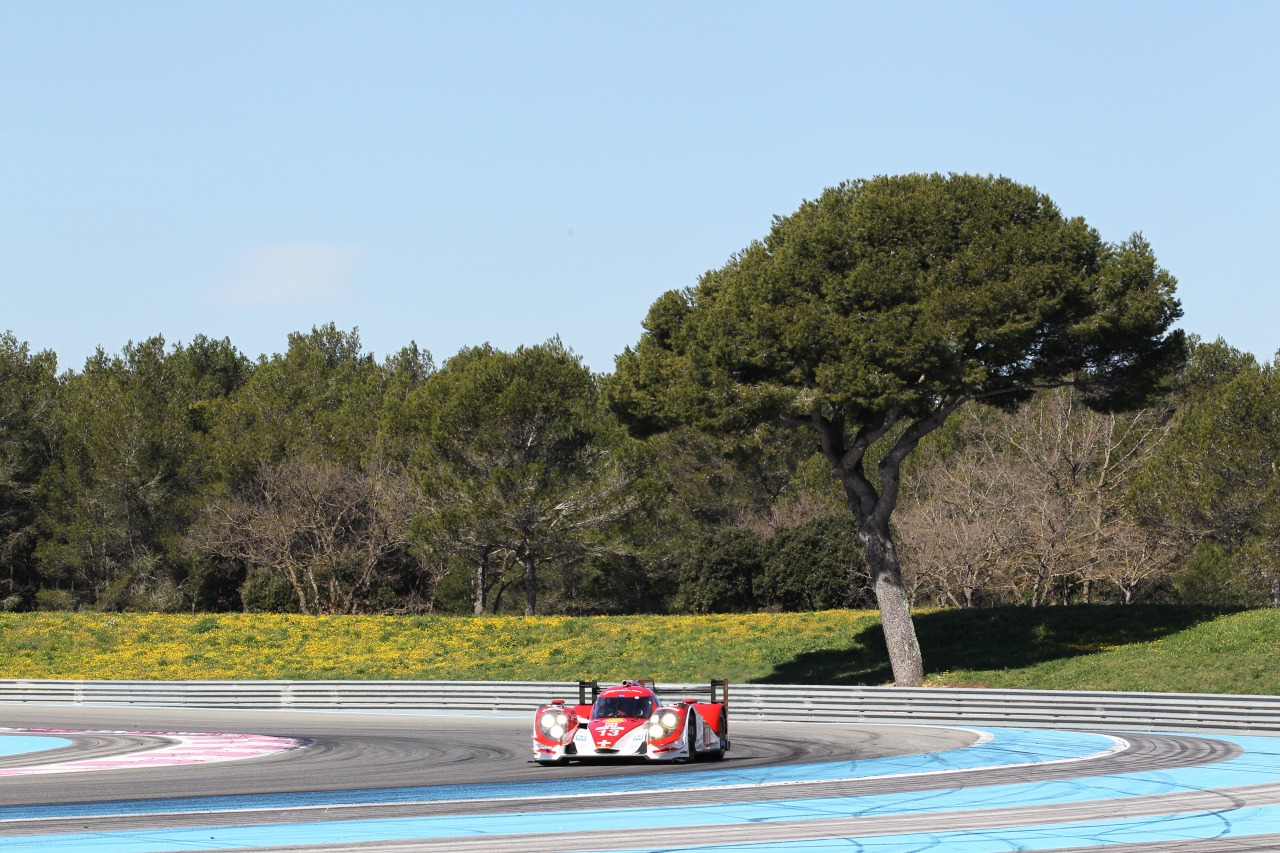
898,388,1177,606
1005,389,1178,603
898,448,1024,607
188,458,429,614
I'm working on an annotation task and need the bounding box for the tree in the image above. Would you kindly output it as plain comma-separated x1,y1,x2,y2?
404,339,633,615
896,387,1178,607
375,342,437,466
186,457,428,614
618,424,818,614
893,414,1022,607
0,332,58,609
192,326,434,610
1131,347,1280,606
34,335,250,610
608,174,1183,685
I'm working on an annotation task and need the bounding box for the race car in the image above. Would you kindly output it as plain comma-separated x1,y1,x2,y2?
532,679,729,764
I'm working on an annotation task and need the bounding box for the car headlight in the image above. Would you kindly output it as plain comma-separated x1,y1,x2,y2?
647,708,682,740
538,709,570,739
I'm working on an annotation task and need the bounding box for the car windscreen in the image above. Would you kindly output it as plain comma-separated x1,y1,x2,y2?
591,695,655,719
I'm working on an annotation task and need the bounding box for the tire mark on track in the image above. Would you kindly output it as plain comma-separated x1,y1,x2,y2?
0,734,176,770
0,718,968,806
0,732,1239,834
114,782,1280,853
3,710,1270,853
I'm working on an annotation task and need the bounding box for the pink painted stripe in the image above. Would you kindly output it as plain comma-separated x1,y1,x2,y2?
0,728,306,776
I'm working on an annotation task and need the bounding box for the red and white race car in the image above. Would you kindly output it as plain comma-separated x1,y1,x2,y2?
532,679,729,764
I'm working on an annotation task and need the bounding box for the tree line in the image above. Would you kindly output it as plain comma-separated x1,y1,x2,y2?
2,175,1274,642
2,326,1271,618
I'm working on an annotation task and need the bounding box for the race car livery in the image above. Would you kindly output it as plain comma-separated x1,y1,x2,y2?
532,679,729,764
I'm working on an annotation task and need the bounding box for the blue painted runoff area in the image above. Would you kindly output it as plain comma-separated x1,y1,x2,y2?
0,727,1113,820
5,731,1280,852
0,733,72,758
8,796,1280,853
591,807,1280,852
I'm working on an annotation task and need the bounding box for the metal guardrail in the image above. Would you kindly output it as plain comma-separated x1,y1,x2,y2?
1,679,1278,735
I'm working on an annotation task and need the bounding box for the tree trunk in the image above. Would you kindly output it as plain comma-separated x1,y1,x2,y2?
859,522,924,687
522,550,536,616
473,551,488,616
817,405,948,689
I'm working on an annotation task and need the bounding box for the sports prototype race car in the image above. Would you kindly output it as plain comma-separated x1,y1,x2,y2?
532,679,729,764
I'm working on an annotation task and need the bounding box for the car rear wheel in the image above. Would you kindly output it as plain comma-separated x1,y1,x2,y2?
707,710,728,761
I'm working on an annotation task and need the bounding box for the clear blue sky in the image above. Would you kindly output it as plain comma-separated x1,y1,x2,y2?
3,1,1277,374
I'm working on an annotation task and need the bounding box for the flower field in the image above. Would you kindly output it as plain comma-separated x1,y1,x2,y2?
0,611,883,683
3,607,1275,693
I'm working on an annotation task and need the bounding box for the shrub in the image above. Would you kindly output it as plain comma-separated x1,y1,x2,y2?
758,515,872,611
677,528,762,613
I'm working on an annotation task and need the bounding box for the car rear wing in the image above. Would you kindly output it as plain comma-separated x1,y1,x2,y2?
577,678,726,707
577,678,661,704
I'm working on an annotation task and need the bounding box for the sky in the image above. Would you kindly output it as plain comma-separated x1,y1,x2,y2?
3,1,1277,375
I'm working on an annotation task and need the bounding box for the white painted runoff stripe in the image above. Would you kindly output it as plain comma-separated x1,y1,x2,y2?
0,729,305,776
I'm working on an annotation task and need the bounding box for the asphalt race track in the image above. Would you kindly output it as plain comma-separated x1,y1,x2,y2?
2,704,1280,851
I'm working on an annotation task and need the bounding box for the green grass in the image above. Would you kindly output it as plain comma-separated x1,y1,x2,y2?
0,606,1276,693
924,606,1280,694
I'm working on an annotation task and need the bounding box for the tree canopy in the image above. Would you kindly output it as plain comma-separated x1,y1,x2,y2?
611,174,1182,433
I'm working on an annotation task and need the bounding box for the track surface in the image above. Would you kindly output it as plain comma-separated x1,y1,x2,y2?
1,704,1279,851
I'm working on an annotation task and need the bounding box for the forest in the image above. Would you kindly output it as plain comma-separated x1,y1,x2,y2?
2,325,1274,618
3,176,1276,619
